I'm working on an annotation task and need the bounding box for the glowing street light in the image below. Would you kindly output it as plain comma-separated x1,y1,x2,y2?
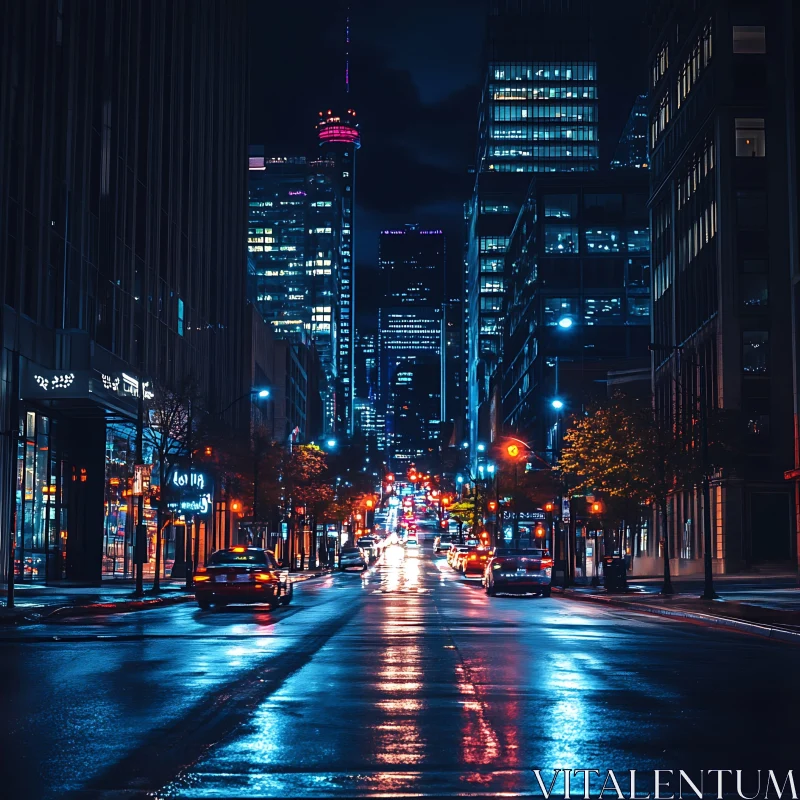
257,389,271,398
557,316,574,329
326,438,337,448
506,444,520,458
551,399,565,410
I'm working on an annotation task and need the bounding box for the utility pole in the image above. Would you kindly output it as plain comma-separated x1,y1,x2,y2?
134,376,145,597
185,399,194,590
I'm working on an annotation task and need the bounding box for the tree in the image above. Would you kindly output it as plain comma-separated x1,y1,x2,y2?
143,382,195,591
559,396,702,594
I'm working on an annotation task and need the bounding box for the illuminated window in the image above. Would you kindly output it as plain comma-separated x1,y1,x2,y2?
733,26,765,54
735,118,765,157
544,225,579,254
584,228,621,253
543,297,578,324
543,195,577,218
177,299,184,336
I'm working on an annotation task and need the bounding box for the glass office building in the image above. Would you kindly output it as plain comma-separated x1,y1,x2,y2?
466,0,598,464
611,94,649,170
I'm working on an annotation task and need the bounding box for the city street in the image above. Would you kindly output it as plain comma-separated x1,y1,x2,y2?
2,535,798,800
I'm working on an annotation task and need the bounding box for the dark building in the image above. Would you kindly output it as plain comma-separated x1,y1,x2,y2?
611,94,649,170
467,0,598,464
380,224,445,305
377,228,446,467
0,0,248,583
443,298,464,445
503,171,651,460
647,0,796,573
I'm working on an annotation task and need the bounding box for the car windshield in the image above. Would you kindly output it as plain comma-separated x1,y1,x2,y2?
342,547,361,554
494,548,550,558
209,550,268,567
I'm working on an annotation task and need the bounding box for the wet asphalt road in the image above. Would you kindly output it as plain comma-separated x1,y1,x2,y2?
1,539,799,800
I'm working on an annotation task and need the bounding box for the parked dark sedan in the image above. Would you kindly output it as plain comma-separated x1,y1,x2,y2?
483,547,553,596
194,547,293,610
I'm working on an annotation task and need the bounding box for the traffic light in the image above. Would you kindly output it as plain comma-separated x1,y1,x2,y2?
441,496,451,507
506,444,520,458
591,501,603,514
204,446,213,457
231,500,242,513
534,525,546,538
386,473,394,482
440,519,447,528
365,498,374,509
487,500,497,512
544,502,555,513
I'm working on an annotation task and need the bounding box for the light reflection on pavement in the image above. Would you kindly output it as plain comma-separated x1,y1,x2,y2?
158,538,800,799
2,531,800,800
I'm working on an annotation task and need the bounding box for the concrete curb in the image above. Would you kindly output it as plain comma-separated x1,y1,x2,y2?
0,593,195,626
552,588,800,644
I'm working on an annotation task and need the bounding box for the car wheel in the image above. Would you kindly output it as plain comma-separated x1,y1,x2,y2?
280,583,294,606
197,595,212,610
541,586,551,598
486,582,496,597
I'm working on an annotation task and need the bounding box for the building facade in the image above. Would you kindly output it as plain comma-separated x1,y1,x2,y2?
377,227,446,468
317,109,360,435
647,0,796,572
611,94,650,170
0,0,249,583
503,172,651,458
467,0,598,462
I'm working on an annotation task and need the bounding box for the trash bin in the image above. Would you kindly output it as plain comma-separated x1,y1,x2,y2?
602,556,628,593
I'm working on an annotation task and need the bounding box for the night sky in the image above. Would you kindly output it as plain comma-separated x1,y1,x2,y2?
248,0,648,320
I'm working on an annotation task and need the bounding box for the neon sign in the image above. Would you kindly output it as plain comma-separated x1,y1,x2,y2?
34,373,75,391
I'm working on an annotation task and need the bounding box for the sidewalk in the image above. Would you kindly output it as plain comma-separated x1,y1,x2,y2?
0,568,335,626
554,575,800,643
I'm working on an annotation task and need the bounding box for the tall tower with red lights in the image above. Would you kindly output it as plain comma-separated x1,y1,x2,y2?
316,10,360,436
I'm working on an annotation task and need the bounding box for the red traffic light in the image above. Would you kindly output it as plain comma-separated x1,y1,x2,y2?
544,502,554,513
591,501,603,514
535,525,546,538
487,501,497,512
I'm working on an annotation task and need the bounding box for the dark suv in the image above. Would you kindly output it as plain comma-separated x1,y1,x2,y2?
194,547,293,609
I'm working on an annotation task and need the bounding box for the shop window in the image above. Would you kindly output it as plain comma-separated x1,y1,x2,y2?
742,331,768,373
741,274,768,308
544,225,579,254
733,26,766,54
585,228,622,253
543,194,577,219
735,118,765,157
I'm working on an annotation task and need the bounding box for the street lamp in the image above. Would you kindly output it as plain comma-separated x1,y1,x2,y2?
477,443,486,452
557,316,574,329
326,438,337,448
551,399,564,410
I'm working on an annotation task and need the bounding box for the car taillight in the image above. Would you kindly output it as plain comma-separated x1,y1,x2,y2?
194,574,210,582
255,572,273,582
541,558,553,568
469,554,477,561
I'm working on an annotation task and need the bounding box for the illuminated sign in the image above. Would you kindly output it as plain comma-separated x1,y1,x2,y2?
318,125,360,145
166,468,212,516
34,373,75,391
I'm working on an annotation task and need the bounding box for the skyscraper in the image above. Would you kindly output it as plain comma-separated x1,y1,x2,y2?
467,0,598,461
0,0,249,583
377,228,446,468
247,153,309,336
317,109,360,435
610,94,649,170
